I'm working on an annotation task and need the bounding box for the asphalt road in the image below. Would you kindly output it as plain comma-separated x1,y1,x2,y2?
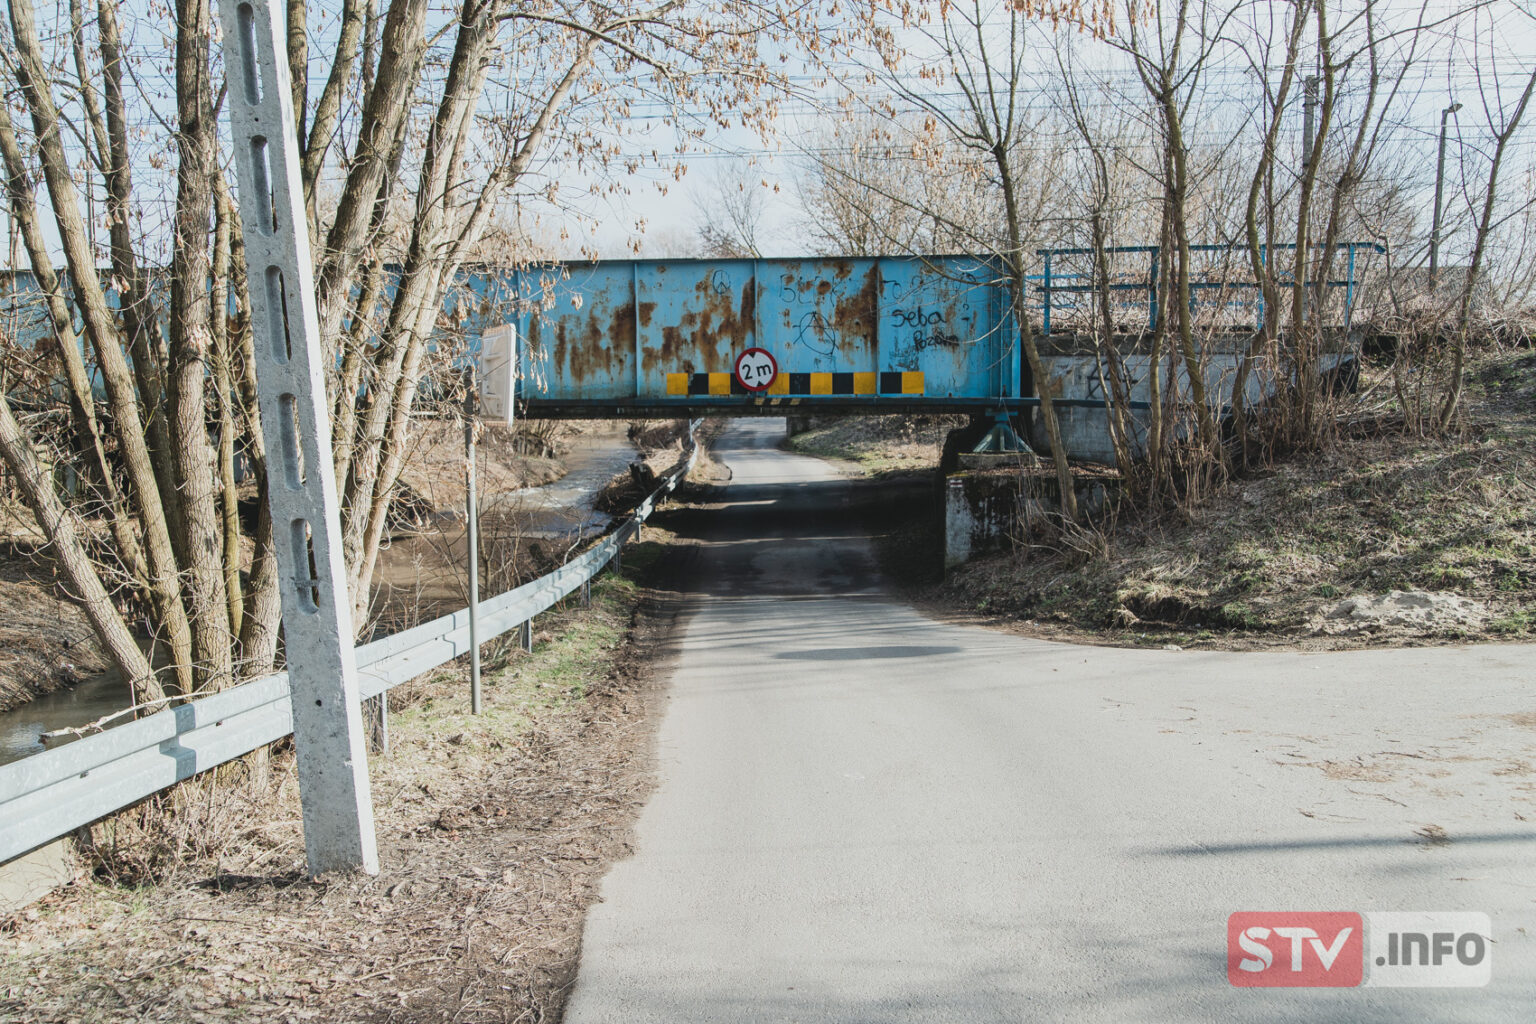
564,418,1536,1023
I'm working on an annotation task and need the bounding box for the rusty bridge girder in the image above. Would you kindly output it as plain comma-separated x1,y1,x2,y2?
456,256,1028,417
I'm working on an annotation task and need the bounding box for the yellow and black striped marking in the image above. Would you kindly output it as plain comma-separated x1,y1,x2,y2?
665,371,924,398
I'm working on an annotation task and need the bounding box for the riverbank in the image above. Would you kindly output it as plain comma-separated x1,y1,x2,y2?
784,413,965,477
0,545,111,715
0,420,631,725
0,515,700,1022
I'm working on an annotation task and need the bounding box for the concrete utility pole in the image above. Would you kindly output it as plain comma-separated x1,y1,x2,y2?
1302,75,1319,167
1430,101,1463,293
216,0,379,876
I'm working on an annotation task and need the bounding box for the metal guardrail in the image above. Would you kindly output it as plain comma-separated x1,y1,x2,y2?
0,441,697,865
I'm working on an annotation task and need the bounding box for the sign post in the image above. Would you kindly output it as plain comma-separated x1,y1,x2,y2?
464,371,482,714
468,323,515,711
217,0,378,875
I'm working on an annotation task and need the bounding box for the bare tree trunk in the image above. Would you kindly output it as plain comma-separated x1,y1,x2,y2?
211,180,245,643
1237,0,1309,467
0,399,161,706
99,1,178,533
1440,67,1536,428
286,0,308,147
1157,82,1225,470
300,0,367,237
1090,210,1136,475
1287,3,1335,443
314,0,430,341
997,150,1079,520
8,0,195,695
1146,227,1172,499
0,100,149,589
167,0,234,691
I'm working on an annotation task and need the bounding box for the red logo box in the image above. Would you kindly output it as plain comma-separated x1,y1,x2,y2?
1228,912,1364,987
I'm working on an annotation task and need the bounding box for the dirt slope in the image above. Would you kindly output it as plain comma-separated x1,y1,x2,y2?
940,347,1536,650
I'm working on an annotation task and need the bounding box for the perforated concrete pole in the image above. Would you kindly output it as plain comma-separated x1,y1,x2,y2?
216,0,378,876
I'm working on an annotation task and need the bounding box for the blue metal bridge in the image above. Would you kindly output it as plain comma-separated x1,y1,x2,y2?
459,255,1026,417
458,245,1376,418
0,245,1379,421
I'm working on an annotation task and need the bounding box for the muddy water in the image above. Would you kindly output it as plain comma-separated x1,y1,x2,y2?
0,432,637,767
368,430,637,634
484,430,640,537
0,671,130,765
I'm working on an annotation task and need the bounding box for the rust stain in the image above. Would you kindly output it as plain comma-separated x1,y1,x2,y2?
832,259,852,280
609,303,636,348
638,301,656,328
524,314,542,356
833,263,881,358
659,326,684,372
649,309,708,375
738,280,756,342
553,320,569,383
654,316,714,377
549,301,634,387
575,310,606,384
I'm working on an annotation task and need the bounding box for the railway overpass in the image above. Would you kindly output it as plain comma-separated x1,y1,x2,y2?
461,251,1372,461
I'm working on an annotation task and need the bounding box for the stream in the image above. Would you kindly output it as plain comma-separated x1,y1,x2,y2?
0,431,638,766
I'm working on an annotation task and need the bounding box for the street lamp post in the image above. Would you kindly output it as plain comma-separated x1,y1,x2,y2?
1430,101,1462,293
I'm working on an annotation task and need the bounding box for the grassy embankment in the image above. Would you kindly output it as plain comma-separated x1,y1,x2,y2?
790,351,1536,649
0,534,681,1024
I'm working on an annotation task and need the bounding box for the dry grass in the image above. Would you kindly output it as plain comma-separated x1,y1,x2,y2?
0,541,685,1024
940,347,1536,650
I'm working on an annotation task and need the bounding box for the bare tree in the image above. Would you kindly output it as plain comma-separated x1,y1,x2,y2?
1438,37,1536,426
0,0,884,703
694,165,772,258
878,0,1096,519
795,112,1002,256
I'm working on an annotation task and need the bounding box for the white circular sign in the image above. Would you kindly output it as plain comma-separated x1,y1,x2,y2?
734,347,778,392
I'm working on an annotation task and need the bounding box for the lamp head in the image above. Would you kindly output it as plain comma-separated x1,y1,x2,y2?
1448,102,1463,114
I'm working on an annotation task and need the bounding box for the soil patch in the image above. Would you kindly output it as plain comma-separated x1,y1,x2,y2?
0,544,108,713
389,419,600,530
787,414,965,477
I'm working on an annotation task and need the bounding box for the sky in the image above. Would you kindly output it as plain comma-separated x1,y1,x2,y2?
559,0,1536,259
2,0,1534,268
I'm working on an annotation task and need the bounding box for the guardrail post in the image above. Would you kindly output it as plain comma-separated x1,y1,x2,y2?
365,693,389,755
519,619,533,653
581,579,591,607
217,0,378,876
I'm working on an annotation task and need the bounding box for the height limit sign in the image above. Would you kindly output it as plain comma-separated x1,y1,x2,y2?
734,347,778,392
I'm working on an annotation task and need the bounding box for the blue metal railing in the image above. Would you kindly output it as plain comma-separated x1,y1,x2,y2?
1034,242,1386,335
